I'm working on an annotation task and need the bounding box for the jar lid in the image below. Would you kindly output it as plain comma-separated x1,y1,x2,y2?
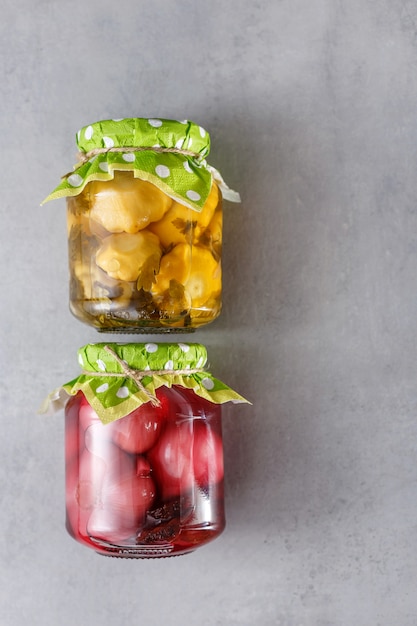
42,117,240,211
81,341,208,374
40,342,249,423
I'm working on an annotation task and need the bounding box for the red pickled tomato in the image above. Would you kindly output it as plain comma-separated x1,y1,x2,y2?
67,427,157,544
108,401,164,454
88,456,156,543
84,419,156,541
66,448,107,538
78,390,168,454
148,419,224,500
66,426,134,539
102,458,155,522
84,422,113,457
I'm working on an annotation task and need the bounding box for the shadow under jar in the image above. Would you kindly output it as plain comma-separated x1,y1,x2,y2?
65,386,225,558
67,171,223,332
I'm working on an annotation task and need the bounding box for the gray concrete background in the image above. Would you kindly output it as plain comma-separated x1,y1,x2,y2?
1,0,417,624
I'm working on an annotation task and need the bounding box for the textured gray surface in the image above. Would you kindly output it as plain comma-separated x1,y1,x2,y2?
1,0,417,624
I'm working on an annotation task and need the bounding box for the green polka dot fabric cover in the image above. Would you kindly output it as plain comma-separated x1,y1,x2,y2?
40,343,249,423
43,118,240,212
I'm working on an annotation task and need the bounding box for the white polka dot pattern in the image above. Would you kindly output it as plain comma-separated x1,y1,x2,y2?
43,117,241,210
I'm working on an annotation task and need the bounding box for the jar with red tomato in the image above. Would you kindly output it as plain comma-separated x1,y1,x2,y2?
42,342,248,558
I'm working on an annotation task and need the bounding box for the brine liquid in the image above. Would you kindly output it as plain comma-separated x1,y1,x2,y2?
65,387,225,558
67,172,222,332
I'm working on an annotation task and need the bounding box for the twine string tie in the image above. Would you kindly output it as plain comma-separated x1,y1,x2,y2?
76,144,203,165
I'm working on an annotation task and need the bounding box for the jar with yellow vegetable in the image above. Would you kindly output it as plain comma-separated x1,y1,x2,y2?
44,118,240,333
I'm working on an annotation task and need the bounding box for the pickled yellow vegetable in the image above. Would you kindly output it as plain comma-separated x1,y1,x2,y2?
152,243,192,293
152,243,221,308
89,171,172,234
185,246,221,308
153,280,192,319
149,183,220,248
199,206,222,259
95,231,162,290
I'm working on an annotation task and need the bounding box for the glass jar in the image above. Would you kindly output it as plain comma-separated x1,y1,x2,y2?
65,386,225,558
41,342,248,558
44,118,240,333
